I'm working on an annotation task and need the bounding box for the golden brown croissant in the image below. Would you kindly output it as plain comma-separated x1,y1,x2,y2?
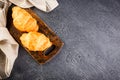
12,6,39,32
20,32,52,51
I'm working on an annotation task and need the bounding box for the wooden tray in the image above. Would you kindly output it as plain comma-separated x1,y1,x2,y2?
7,7,64,64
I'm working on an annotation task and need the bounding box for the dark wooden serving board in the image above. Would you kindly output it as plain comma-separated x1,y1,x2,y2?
7,7,64,64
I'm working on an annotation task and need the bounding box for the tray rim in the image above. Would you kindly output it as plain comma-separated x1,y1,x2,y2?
7,6,64,64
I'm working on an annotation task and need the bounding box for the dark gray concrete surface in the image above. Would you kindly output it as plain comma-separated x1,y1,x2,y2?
5,0,120,80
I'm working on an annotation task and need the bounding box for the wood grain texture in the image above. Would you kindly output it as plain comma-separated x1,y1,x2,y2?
7,6,64,64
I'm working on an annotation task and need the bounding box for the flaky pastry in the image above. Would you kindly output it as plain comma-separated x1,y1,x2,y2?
12,6,39,32
20,32,52,51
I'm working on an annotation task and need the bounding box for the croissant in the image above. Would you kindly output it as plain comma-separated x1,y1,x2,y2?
20,32,52,51
12,6,39,32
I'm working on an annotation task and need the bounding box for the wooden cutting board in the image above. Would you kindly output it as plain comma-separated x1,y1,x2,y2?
7,6,64,64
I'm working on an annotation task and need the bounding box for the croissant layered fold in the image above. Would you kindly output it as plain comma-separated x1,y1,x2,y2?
20,32,52,51
12,6,39,32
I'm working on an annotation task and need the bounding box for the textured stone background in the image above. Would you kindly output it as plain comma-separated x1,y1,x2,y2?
5,0,120,80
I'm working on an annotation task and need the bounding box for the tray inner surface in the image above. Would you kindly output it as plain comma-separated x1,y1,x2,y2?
7,7,64,64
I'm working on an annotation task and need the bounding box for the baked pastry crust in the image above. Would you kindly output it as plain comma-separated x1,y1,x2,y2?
20,32,52,51
12,6,39,32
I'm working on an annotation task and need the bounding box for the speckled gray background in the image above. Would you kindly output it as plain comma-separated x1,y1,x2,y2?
5,0,120,80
